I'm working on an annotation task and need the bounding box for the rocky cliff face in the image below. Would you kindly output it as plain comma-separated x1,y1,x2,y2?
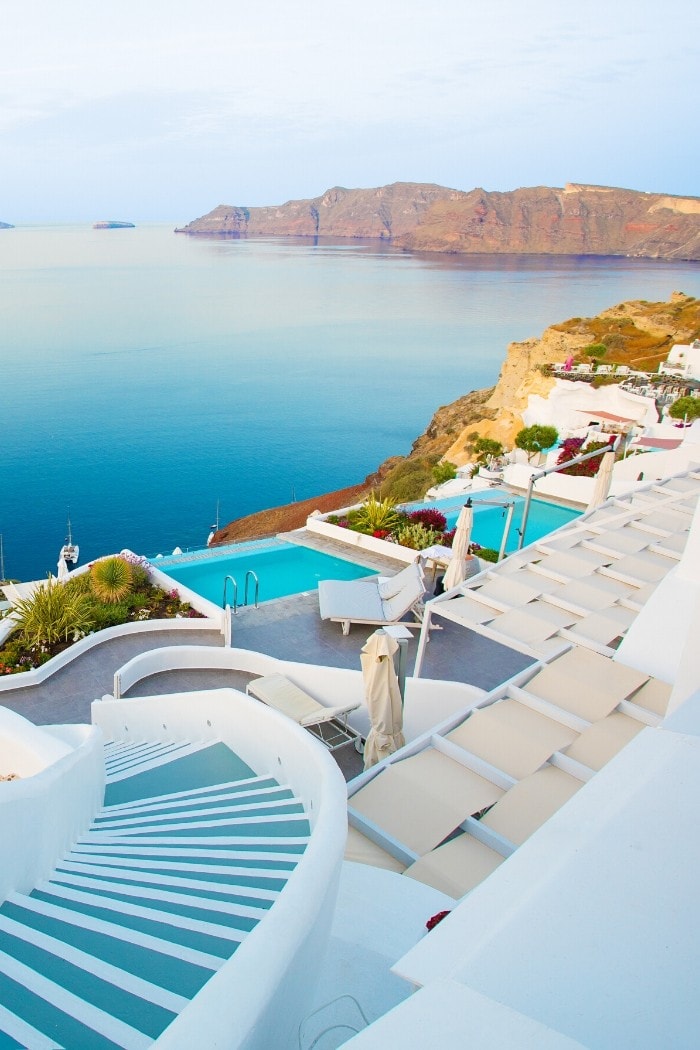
442,291,700,462
212,294,700,542
177,182,700,261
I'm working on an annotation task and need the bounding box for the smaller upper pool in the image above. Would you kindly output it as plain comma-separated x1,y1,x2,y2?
154,540,375,606
402,491,580,552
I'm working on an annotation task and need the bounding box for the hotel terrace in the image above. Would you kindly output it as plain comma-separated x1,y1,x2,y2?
1,439,700,1047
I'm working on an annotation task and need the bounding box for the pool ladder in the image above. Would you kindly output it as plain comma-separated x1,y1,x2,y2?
223,571,260,614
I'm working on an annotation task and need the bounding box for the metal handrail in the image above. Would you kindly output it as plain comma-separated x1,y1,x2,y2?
518,438,619,549
244,570,260,608
222,574,238,613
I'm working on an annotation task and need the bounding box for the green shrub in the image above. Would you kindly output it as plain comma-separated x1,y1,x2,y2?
584,343,607,358
90,556,133,604
380,457,438,502
13,575,95,647
477,547,500,563
669,396,700,421
472,437,503,465
394,523,443,551
514,425,559,462
432,461,457,486
88,602,132,631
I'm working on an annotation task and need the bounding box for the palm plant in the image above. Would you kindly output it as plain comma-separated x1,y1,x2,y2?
13,575,95,647
90,556,134,604
352,495,402,535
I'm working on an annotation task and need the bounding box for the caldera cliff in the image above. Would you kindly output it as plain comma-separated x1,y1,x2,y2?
177,182,700,261
211,293,700,546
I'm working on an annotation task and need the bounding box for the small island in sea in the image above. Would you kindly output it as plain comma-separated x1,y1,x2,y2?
0,221,14,229
92,220,135,229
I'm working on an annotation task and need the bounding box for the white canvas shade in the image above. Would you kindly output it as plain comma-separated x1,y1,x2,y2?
443,502,474,591
361,630,405,769
349,748,503,855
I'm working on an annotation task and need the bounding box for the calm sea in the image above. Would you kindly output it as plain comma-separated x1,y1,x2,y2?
2,223,699,582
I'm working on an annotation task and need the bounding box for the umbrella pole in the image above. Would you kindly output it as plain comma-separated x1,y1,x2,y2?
498,502,515,561
396,639,408,705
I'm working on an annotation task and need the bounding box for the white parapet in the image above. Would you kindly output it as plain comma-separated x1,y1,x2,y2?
0,716,104,901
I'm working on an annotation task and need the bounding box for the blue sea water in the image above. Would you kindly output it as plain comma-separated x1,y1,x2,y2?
1,223,699,582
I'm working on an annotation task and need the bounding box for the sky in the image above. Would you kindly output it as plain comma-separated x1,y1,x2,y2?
2,0,698,223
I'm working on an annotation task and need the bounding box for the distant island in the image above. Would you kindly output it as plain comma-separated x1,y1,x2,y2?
0,222,14,229
176,182,700,262
93,221,135,229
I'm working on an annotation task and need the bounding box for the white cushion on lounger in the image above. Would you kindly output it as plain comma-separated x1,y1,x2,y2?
246,673,359,726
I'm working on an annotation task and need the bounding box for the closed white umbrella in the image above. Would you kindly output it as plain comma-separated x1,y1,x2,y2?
588,448,615,511
443,499,474,591
57,554,70,582
361,630,405,770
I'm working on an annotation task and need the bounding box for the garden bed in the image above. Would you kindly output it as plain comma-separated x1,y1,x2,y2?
0,554,205,677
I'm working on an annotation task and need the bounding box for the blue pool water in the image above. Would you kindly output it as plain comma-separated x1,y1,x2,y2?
404,492,580,552
156,541,375,606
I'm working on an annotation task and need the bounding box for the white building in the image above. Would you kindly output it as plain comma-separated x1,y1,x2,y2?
659,339,700,381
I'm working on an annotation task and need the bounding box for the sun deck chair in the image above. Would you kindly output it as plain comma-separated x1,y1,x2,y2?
246,673,360,750
318,560,427,636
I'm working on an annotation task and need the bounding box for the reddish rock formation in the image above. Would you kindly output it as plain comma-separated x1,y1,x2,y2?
177,182,700,261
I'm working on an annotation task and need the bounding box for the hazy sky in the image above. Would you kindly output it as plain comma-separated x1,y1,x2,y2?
2,0,698,222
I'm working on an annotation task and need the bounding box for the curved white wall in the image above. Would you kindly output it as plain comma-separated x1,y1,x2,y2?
109,645,485,745
0,722,104,901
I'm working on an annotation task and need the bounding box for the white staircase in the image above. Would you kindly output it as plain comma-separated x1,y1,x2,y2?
0,739,311,1049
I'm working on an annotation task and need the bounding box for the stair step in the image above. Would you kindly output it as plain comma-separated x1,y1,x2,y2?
60,855,290,890
0,1000,62,1049
75,834,309,852
103,742,256,806
0,950,152,1050
104,742,183,770
30,885,250,953
0,921,179,1041
2,897,218,998
101,774,282,813
55,862,280,903
0,911,187,1015
46,871,272,918
92,798,304,834
100,782,295,820
105,742,215,785
70,842,302,868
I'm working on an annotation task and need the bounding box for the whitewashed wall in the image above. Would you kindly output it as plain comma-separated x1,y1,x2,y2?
0,721,104,901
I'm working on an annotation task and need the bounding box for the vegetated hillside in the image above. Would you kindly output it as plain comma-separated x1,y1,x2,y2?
441,291,700,463
177,182,700,261
212,294,700,544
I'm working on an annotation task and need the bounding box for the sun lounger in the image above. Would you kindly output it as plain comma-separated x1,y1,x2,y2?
318,561,427,635
246,673,360,749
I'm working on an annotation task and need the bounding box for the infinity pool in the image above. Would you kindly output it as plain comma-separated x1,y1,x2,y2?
403,492,580,552
155,541,375,606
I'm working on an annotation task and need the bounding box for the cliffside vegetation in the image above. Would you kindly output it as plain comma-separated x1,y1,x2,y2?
211,293,700,545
